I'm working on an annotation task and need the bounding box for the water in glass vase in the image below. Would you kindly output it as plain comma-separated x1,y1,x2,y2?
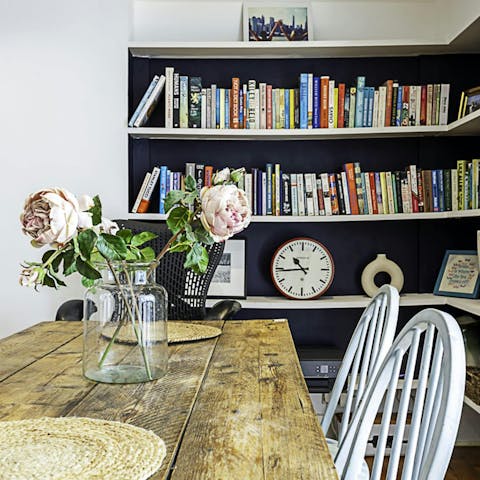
83,262,168,384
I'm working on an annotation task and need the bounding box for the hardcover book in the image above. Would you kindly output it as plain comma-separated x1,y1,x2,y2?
173,72,180,128
165,67,174,128
133,75,166,128
129,75,160,127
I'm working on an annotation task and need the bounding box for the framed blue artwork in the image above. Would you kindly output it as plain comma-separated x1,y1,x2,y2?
434,250,480,298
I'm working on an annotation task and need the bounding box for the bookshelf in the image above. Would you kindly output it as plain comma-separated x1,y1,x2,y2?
205,293,480,316
130,209,480,223
128,108,480,140
127,37,480,343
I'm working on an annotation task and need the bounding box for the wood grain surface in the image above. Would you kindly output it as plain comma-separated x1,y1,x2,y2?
0,319,338,480
171,319,338,480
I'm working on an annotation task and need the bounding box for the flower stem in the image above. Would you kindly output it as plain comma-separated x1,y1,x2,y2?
97,260,153,380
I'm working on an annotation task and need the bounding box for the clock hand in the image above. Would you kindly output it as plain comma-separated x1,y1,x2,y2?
292,257,308,275
276,268,310,272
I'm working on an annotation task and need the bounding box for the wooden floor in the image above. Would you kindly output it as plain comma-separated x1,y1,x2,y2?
365,447,480,479
446,447,480,480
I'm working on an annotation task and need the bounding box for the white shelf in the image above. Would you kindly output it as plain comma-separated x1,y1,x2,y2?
127,110,480,140
128,125,448,140
464,395,480,415
446,298,480,317
206,293,446,310
129,210,480,223
206,294,480,315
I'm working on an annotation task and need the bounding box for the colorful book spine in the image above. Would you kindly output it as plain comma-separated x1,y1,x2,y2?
313,77,320,128
158,166,168,214
337,83,346,129
137,166,160,214
129,75,160,127
172,72,180,128
133,75,166,128
164,67,174,129
355,76,366,127
344,163,359,215
179,76,189,128
231,78,240,129
131,172,152,213
328,80,335,128
320,76,329,128
299,73,309,129
307,73,313,128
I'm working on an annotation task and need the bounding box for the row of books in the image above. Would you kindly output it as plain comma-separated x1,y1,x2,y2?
129,67,451,129
242,161,479,216
132,159,480,216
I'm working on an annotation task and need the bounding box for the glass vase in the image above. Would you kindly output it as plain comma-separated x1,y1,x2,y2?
82,262,168,384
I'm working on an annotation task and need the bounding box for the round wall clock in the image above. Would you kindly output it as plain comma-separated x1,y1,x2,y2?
270,237,334,300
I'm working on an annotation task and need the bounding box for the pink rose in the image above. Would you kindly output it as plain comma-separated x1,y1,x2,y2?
200,185,251,242
20,188,84,247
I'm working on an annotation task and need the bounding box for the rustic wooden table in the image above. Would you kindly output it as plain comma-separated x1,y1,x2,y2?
0,319,338,479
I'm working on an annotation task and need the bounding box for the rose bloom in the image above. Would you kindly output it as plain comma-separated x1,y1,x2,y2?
20,188,92,247
19,267,40,287
212,167,231,185
200,184,251,242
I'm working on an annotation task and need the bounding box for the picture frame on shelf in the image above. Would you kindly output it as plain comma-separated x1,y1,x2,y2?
243,2,312,42
458,86,480,119
434,250,480,299
207,239,247,298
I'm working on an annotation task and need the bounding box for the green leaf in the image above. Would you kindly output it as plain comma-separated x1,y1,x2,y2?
81,277,96,288
184,243,209,274
185,175,196,192
78,229,97,261
184,191,199,206
184,224,196,242
42,250,56,264
131,231,157,247
76,257,101,280
117,229,133,244
125,246,142,261
164,190,186,212
167,206,191,234
90,195,102,226
194,226,214,245
139,246,156,261
97,234,128,260
48,267,66,287
63,249,77,276
42,273,57,288
168,241,191,253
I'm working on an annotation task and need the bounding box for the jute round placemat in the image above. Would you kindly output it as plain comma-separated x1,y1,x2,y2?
102,321,222,344
0,417,166,480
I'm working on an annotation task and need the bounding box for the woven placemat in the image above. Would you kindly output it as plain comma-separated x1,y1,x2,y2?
0,417,166,480
102,321,222,344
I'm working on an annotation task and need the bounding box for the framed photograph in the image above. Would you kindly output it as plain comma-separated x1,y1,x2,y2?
207,239,247,298
434,250,480,298
464,86,480,116
459,86,480,119
243,2,312,42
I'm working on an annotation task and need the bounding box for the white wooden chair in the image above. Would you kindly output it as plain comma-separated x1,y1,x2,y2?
334,308,466,480
322,285,400,445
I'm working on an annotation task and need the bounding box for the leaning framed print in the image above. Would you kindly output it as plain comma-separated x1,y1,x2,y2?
207,239,247,298
433,250,480,298
243,2,312,42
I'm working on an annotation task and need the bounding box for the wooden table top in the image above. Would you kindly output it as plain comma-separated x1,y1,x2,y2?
0,319,338,480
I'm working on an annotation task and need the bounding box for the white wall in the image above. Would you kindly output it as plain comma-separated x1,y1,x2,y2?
0,0,130,338
132,0,444,42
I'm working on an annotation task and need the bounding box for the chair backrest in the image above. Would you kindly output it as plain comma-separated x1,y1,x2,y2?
116,220,224,320
322,285,400,443
334,308,466,480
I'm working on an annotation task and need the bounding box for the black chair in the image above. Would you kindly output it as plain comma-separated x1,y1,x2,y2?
55,219,241,321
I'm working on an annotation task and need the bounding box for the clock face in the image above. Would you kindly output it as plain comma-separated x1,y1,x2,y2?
270,237,334,300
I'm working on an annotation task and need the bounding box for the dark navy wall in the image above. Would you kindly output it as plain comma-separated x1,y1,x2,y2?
128,53,480,348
